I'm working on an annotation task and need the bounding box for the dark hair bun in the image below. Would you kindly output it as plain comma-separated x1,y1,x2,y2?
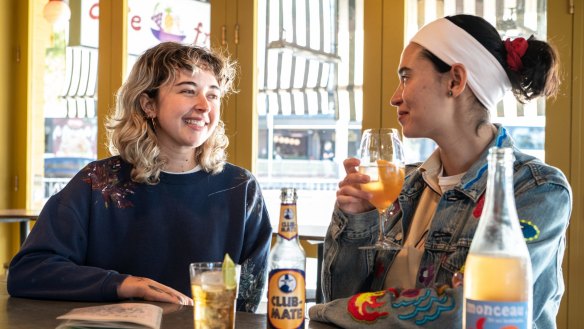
446,14,560,103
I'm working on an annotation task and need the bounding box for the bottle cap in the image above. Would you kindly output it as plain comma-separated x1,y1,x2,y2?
488,146,515,161
280,187,298,202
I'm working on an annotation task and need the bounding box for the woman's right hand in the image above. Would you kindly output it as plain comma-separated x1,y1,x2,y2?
117,276,193,306
336,157,376,214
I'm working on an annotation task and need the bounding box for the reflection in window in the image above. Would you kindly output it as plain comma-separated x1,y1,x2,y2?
257,0,363,173
257,0,363,227
404,0,547,163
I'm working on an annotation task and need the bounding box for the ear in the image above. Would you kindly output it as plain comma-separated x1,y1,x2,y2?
140,93,156,117
448,63,468,97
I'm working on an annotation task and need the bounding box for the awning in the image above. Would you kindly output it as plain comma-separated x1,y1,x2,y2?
257,86,361,122
60,46,98,118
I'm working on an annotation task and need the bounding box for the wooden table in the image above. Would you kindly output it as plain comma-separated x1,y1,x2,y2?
0,279,338,328
0,209,40,245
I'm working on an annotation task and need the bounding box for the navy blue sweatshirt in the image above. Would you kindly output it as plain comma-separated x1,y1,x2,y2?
8,156,272,312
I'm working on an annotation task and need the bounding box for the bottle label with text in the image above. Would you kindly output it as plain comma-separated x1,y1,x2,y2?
268,269,305,329
277,204,298,240
465,299,528,329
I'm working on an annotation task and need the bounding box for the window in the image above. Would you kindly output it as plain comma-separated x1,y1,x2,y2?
126,0,211,74
256,0,364,227
32,1,100,208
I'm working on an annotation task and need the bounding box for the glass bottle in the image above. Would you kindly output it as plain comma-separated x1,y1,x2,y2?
463,147,532,329
267,188,306,329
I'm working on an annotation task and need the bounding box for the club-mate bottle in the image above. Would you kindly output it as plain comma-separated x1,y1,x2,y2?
268,188,306,329
463,147,533,329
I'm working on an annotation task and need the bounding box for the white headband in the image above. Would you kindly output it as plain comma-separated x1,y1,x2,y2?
411,18,511,110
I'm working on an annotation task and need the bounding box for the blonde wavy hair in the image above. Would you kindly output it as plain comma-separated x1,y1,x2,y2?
106,42,237,184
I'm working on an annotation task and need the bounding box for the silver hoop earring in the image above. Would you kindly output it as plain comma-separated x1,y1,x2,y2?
149,117,157,132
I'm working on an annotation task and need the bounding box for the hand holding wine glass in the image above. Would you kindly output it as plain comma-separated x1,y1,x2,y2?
358,128,405,250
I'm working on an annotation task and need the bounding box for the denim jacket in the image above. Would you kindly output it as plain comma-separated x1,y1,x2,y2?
309,125,572,329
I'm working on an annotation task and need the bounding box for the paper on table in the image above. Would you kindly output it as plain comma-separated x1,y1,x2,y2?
56,303,163,329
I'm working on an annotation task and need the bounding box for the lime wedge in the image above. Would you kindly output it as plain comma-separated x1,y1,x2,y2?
222,253,237,290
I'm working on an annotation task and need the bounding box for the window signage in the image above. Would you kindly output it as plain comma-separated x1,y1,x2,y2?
70,0,210,54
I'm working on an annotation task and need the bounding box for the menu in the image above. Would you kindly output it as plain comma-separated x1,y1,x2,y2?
56,303,163,329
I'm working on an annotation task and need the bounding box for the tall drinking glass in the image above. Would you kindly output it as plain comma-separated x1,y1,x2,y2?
190,262,241,329
358,128,405,250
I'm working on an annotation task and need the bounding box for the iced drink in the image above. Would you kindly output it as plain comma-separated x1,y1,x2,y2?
190,262,240,329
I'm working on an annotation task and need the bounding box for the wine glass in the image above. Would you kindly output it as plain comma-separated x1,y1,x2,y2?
358,128,405,250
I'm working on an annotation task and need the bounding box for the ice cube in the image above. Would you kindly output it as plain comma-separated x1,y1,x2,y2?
201,271,225,291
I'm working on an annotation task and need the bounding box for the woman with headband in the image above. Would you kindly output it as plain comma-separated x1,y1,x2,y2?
309,14,571,328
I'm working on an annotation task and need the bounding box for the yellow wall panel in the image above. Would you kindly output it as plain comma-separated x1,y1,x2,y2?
0,0,23,273
548,1,583,328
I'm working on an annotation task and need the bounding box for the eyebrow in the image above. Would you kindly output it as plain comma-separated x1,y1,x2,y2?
175,81,221,92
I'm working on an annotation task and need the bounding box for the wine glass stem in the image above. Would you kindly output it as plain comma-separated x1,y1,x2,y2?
377,210,386,243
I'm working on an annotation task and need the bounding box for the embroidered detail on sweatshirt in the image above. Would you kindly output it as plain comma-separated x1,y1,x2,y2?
82,158,135,208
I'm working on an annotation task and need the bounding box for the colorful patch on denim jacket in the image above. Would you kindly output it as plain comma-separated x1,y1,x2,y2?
435,284,450,295
81,158,135,208
418,264,435,286
347,291,389,323
472,194,485,218
520,219,540,241
452,270,464,288
392,289,456,325
387,288,399,299
400,289,422,298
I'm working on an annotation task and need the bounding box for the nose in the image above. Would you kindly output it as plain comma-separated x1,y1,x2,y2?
390,85,402,107
195,93,211,112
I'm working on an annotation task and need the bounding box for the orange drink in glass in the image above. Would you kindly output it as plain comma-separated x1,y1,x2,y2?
358,128,406,250
360,159,405,211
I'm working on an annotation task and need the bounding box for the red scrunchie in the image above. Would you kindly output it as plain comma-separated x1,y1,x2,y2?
504,37,528,72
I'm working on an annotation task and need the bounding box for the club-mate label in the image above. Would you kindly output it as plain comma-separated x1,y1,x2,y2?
268,269,305,328
277,204,298,240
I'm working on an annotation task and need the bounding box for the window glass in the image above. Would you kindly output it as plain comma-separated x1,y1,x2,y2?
256,0,364,228
404,0,547,163
32,0,100,209
126,0,211,74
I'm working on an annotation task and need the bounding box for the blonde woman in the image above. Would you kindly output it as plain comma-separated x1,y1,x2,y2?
8,42,272,312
